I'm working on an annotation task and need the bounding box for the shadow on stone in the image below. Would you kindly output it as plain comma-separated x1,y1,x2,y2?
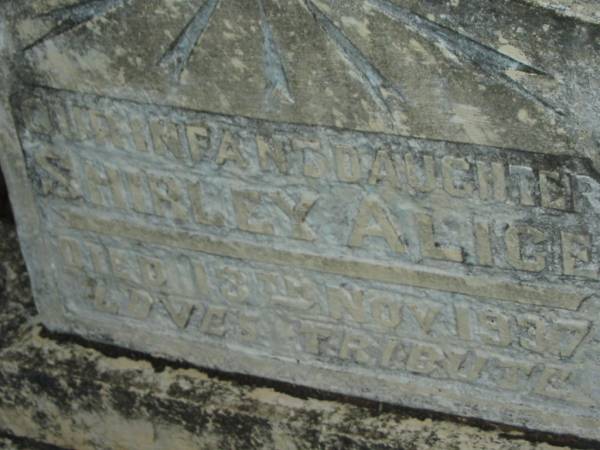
0,168,14,225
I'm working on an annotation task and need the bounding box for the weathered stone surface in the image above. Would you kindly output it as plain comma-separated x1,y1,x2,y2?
1,0,600,440
0,220,593,449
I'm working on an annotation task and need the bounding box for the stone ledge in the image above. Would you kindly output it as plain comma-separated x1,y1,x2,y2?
0,218,597,450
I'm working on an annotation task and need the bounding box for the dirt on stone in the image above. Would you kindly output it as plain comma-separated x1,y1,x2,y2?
0,216,35,351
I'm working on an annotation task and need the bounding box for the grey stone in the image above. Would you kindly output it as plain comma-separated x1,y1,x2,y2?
1,0,600,440
0,221,587,449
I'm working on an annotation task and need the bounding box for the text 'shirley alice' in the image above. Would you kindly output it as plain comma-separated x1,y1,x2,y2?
3,0,600,441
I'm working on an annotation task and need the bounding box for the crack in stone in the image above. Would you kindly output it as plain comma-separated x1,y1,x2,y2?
258,0,294,110
159,0,221,81
304,0,405,131
23,0,128,52
367,0,563,115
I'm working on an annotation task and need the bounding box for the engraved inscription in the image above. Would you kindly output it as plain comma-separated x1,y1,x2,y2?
14,87,600,409
55,231,593,405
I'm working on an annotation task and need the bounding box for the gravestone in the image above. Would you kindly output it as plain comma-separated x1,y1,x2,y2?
1,0,600,440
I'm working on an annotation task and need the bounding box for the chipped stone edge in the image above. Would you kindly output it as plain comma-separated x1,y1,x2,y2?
0,5,64,330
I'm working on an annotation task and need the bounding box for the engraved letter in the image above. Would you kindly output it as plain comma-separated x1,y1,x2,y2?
409,304,442,335
444,350,486,382
138,255,168,289
517,315,548,354
259,272,316,310
216,130,247,168
299,139,328,179
299,323,334,355
455,305,472,341
510,165,537,206
327,286,366,323
406,343,444,374
59,237,84,268
555,319,590,358
405,153,436,192
129,117,150,153
540,171,571,211
188,181,225,226
474,221,493,266
33,146,80,199
160,295,195,329
370,294,402,329
232,190,274,235
534,366,572,399
125,289,154,320
149,118,184,160
478,310,511,347
442,156,473,198
477,161,506,202
147,173,189,222
271,191,318,241
256,135,288,174
199,306,228,336
89,110,126,149
186,124,210,162
84,162,127,209
561,232,596,279
494,358,533,390
505,225,546,272
368,148,399,187
217,267,250,303
416,213,463,262
349,196,406,254
339,332,373,365
90,280,118,314
125,170,152,214
335,145,361,183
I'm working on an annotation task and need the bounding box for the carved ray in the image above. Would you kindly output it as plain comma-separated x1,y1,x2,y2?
367,0,562,114
23,0,128,52
160,0,220,81
304,0,405,131
258,0,294,108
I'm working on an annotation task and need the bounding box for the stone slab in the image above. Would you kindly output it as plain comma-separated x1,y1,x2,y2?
0,219,593,449
2,0,600,440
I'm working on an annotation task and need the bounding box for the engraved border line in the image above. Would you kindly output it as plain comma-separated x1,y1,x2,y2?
258,0,295,108
304,0,405,131
367,0,563,115
23,0,129,52
60,209,587,311
159,0,221,81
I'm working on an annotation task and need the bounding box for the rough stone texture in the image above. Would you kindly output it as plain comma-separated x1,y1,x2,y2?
0,218,595,450
2,0,600,441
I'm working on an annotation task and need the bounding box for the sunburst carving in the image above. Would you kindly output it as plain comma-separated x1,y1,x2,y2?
22,0,558,123
159,0,221,81
258,0,295,109
367,0,559,114
23,0,129,52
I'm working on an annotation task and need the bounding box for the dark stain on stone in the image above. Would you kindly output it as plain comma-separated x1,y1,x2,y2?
26,371,72,413
139,396,210,435
211,410,271,448
165,378,215,405
322,434,398,450
32,410,50,429
33,323,600,450
0,429,70,450
109,386,138,419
